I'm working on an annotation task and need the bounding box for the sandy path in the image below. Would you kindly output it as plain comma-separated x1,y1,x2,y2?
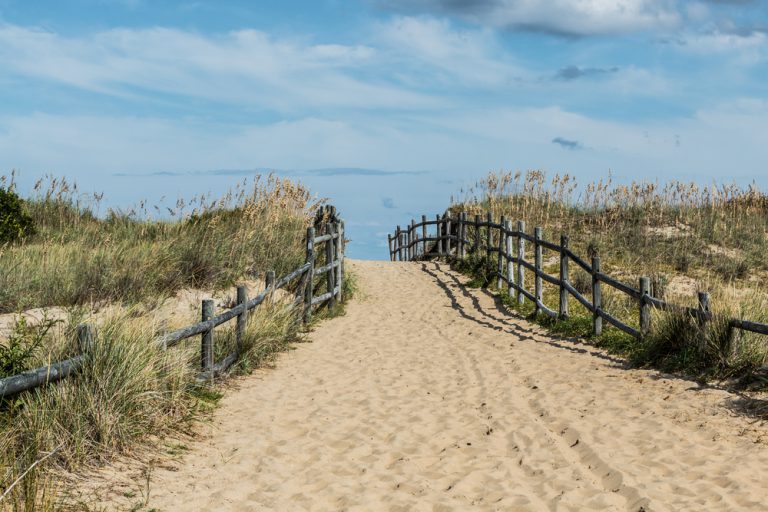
133,260,767,511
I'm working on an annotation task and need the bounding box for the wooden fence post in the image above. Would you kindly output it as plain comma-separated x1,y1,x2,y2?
456,212,462,258
697,291,711,353
201,299,214,372
304,227,315,324
406,221,412,261
559,235,569,318
516,220,525,305
459,212,467,259
326,223,336,310
486,212,492,268
76,324,95,353
436,214,443,256
592,256,602,336
388,233,394,261
473,214,480,254
534,227,543,316
497,215,506,290
236,285,248,354
443,210,451,258
338,220,345,302
395,225,401,261
265,270,275,304
421,214,427,257
639,277,651,338
410,219,416,260
505,220,514,298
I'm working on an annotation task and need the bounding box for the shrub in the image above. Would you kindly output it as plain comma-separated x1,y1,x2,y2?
0,187,35,244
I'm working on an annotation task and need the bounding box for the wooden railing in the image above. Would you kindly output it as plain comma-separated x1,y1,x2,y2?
389,211,768,342
0,205,345,398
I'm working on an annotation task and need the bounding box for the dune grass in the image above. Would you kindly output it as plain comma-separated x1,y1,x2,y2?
450,170,768,385
0,174,352,511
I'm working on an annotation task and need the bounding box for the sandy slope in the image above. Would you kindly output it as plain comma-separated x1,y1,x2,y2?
104,260,768,511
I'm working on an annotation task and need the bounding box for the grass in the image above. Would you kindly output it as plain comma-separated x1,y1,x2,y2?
448,170,768,384
0,173,353,511
0,173,318,313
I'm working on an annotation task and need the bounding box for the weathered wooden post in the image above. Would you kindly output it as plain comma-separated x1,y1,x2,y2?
338,220,345,302
455,212,461,258
406,221,412,261
236,285,248,354
534,227,543,316
395,225,401,261
410,219,416,260
265,270,275,303
592,256,602,336
421,215,427,257
388,233,394,261
505,220,514,298
399,231,406,262
459,212,467,259
436,214,443,256
486,212,493,268
516,220,526,305
304,227,315,324
473,214,480,254
639,277,651,338
559,235,569,318
497,215,506,289
697,291,711,353
76,324,95,353
201,299,214,372
443,210,451,258
326,223,336,310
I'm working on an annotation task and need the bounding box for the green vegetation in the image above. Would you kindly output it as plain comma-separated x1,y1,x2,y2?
0,174,316,313
0,187,35,244
451,170,768,385
0,174,352,511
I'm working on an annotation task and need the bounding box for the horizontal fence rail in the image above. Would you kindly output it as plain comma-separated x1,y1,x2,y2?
389,210,768,347
0,205,346,398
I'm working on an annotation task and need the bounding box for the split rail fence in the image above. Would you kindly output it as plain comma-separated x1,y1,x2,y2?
389,211,768,343
0,205,345,398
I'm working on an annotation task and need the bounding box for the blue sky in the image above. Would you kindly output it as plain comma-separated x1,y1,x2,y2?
0,0,766,259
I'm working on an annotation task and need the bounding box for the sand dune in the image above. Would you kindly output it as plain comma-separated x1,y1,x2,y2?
99,260,768,511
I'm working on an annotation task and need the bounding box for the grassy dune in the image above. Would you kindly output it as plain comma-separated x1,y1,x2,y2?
452,170,768,383
0,174,342,511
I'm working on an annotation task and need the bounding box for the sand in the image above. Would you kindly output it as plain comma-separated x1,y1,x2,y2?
97,260,768,511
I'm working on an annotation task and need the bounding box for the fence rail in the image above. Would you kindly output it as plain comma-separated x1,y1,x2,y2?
389,210,768,345
0,205,345,398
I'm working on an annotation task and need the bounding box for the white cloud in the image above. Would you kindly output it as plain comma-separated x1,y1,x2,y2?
0,24,438,112
382,0,681,36
375,16,525,87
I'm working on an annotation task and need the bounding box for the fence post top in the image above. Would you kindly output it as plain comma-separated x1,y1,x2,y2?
560,234,569,244
534,226,542,238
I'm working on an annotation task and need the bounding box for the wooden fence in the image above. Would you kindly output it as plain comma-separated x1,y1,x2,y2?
0,205,345,398
389,211,768,342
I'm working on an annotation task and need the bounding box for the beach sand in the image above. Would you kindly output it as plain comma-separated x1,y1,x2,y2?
96,260,768,510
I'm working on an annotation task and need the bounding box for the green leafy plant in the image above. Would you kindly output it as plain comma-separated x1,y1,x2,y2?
0,187,35,244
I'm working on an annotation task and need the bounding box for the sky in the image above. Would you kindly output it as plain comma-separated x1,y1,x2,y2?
0,0,766,259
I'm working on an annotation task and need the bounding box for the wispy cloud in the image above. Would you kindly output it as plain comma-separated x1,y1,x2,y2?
551,136,584,150
0,23,440,112
554,65,619,81
381,197,396,209
379,0,681,36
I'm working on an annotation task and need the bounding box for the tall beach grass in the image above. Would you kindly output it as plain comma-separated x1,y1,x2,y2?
0,173,345,510
451,170,768,383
